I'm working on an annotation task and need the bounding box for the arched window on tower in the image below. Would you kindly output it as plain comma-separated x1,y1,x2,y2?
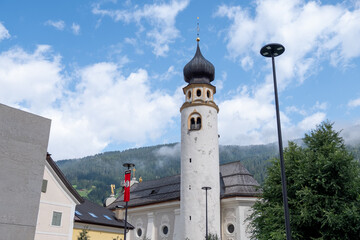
196,117,201,127
189,113,201,130
190,117,195,129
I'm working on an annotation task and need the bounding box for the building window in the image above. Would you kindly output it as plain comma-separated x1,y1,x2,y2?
227,223,235,234
187,90,191,100
88,212,98,218
188,113,201,130
190,117,195,129
196,117,201,128
137,228,143,237
162,225,169,235
207,90,211,98
196,89,201,97
51,211,62,226
75,210,82,216
41,179,48,193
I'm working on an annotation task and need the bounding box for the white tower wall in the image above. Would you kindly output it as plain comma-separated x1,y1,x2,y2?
180,104,221,239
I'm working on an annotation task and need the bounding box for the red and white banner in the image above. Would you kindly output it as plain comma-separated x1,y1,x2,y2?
124,170,131,202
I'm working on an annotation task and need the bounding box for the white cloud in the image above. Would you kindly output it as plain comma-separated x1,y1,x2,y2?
213,0,360,147
312,101,328,111
0,45,64,111
45,20,65,30
218,92,278,146
348,97,360,107
217,70,328,146
92,0,190,56
0,22,10,41
297,112,326,130
0,46,183,159
216,0,360,82
339,123,360,145
71,23,80,35
218,89,327,146
286,106,306,116
215,71,227,91
154,143,180,158
154,65,179,81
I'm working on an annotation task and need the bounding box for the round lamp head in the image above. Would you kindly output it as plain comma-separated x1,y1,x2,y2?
123,163,135,169
202,186,212,190
260,43,285,57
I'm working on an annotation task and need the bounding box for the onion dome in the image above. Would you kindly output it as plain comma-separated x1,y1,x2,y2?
183,40,215,84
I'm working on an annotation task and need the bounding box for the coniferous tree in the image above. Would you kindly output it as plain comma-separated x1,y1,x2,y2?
77,227,90,240
248,122,360,240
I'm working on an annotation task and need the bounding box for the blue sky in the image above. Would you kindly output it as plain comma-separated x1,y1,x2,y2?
1,0,360,160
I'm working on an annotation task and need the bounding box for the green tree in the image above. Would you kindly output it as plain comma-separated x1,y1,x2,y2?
206,233,220,240
77,227,90,240
248,122,360,240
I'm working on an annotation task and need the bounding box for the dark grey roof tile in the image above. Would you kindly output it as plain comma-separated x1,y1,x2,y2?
76,199,134,229
108,161,261,209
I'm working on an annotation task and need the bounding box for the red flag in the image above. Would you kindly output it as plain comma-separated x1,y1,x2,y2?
124,170,131,202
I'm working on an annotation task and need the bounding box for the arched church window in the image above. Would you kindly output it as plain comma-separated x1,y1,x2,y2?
187,90,191,100
190,118,195,129
196,117,201,127
196,89,201,97
207,90,211,98
188,113,201,130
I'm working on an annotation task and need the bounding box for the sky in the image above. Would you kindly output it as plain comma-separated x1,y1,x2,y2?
1,0,360,160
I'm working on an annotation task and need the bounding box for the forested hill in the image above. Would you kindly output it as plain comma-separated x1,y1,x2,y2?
57,142,360,204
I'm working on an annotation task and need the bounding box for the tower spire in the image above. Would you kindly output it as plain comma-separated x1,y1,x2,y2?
197,17,200,42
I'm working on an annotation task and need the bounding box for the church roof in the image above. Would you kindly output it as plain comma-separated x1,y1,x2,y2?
107,161,260,209
220,161,261,198
183,42,215,84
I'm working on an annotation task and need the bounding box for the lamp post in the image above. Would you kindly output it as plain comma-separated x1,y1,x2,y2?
123,163,135,240
260,43,292,240
201,186,211,240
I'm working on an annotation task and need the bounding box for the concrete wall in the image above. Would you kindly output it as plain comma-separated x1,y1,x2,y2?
0,104,51,240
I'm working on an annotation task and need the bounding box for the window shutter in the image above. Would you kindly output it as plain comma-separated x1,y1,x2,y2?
41,179,48,193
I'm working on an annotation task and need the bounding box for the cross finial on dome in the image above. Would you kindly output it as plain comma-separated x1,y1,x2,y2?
196,17,200,42
183,20,215,85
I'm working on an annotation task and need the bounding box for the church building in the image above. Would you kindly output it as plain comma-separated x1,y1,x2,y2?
108,38,260,240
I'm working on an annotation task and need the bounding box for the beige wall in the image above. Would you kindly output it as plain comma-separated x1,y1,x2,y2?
35,164,77,240
73,223,124,240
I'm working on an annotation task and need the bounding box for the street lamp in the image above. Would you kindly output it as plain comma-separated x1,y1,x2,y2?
123,163,135,240
201,186,211,240
260,43,292,240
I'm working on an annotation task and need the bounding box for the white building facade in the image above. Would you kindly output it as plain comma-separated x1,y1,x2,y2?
109,40,260,240
35,154,83,240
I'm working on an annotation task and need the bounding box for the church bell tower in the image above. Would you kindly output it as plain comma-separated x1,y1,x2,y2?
180,38,221,239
